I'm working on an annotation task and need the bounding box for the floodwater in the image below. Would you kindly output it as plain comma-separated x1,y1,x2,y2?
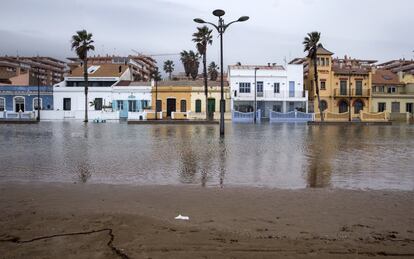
0,121,413,190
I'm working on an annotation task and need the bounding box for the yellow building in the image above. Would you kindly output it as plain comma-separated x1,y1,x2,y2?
151,80,231,120
152,82,192,119
305,47,375,119
189,81,231,120
371,69,414,121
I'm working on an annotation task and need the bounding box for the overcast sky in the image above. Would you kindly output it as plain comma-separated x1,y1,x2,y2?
1,0,413,73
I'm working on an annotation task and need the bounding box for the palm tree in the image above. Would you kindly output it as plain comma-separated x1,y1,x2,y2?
180,50,191,78
188,50,200,80
71,29,95,123
303,31,324,121
151,67,162,120
208,62,219,81
193,26,213,119
163,60,174,80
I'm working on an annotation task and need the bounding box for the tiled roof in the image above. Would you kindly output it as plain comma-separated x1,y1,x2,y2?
116,81,152,86
70,64,128,77
157,80,228,87
316,46,334,55
372,69,403,85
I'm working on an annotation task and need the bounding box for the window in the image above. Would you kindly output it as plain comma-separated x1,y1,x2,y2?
156,100,162,112
379,86,385,92
14,97,25,112
273,104,282,112
180,100,187,112
33,97,42,110
239,82,251,93
378,103,386,112
387,87,396,93
274,83,280,93
117,100,124,110
141,100,149,109
289,81,295,97
63,98,71,111
256,81,263,93
391,102,400,113
320,100,327,111
407,103,413,114
326,58,330,66
94,98,103,110
0,98,5,111
320,81,326,90
195,99,202,113
355,80,363,95
321,58,325,66
340,80,347,95
128,100,137,112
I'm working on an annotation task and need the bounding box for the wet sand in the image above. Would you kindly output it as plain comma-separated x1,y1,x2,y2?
0,182,413,258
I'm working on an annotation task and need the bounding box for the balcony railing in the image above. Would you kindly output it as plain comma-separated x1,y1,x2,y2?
236,90,308,100
333,88,370,97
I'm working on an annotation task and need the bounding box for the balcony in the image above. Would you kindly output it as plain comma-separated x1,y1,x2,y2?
334,88,370,98
236,90,308,100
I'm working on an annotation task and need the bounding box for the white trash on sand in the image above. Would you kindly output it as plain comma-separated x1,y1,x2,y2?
175,214,190,220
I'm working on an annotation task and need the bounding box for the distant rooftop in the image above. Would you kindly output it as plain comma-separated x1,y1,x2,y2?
69,64,128,77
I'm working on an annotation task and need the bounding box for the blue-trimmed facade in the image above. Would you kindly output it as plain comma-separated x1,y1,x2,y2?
0,86,53,112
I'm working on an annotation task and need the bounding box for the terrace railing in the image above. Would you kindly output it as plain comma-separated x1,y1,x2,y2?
269,110,314,122
232,109,261,123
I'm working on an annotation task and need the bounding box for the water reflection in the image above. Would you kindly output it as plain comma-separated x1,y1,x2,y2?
0,122,413,190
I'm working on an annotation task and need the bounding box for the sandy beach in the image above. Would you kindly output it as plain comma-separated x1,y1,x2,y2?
0,182,413,258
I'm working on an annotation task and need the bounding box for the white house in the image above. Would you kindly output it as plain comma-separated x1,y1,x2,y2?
47,63,152,120
228,64,308,118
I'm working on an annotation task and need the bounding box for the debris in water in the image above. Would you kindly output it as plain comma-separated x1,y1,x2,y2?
175,214,189,220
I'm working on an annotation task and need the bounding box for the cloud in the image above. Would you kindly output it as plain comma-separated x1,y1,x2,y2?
0,0,413,69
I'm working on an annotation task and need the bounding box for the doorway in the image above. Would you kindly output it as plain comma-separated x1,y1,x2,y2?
167,98,176,117
207,98,216,120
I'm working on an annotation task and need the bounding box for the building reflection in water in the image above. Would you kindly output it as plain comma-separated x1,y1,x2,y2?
306,125,334,188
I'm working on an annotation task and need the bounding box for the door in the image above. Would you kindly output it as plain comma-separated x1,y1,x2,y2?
167,98,176,117
339,100,348,113
63,98,71,111
340,80,347,95
257,81,263,97
208,98,215,119
118,100,128,118
391,102,400,113
289,81,295,97
355,80,363,96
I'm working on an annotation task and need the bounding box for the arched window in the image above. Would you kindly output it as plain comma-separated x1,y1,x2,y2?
14,96,25,112
354,100,364,114
0,97,5,111
320,100,328,111
195,99,202,113
33,97,42,111
338,100,348,113
180,100,187,112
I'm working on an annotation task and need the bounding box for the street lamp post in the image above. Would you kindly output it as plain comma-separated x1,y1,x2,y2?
37,67,40,121
254,67,259,124
194,10,249,136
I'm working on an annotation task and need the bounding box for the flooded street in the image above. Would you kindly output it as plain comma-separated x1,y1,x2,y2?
0,122,413,190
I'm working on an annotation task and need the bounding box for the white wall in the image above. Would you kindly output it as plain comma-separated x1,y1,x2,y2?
228,65,307,102
53,87,113,111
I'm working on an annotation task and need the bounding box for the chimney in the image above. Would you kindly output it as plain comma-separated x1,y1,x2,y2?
272,63,276,66
267,63,271,67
